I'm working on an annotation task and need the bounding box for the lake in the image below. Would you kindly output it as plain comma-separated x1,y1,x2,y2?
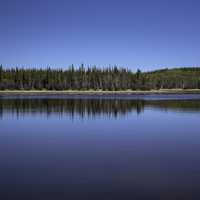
1,94,200,200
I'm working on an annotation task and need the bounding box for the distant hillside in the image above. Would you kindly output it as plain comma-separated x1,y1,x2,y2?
0,65,200,90
145,67,200,89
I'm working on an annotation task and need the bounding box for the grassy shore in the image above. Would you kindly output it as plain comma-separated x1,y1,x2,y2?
1,89,200,95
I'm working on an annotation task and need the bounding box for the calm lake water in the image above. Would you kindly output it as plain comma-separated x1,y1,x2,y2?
1,94,200,200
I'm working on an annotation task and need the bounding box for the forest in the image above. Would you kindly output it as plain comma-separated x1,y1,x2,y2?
0,65,200,90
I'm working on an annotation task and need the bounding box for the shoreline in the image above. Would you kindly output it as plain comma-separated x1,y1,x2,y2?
1,89,200,95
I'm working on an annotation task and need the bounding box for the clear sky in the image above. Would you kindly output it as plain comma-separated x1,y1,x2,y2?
0,0,200,71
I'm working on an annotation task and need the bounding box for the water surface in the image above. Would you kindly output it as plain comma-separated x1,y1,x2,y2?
1,94,200,200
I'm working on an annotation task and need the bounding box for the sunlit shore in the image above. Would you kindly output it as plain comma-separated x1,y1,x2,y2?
1,89,200,95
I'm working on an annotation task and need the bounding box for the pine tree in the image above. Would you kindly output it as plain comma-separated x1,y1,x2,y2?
0,65,2,83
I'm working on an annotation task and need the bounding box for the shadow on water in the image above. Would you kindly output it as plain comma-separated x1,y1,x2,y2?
0,97,200,119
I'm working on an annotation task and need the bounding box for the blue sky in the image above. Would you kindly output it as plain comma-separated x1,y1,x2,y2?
0,0,200,71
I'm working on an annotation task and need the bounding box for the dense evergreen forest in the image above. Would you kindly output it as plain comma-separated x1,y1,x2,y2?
0,65,200,90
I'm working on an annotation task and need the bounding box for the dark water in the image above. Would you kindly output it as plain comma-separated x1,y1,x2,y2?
1,94,200,200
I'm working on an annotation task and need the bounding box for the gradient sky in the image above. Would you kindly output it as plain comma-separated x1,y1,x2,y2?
0,0,200,71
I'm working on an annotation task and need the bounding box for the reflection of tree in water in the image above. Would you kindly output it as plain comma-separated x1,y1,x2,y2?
145,100,200,112
0,99,144,119
0,103,2,118
0,98,200,119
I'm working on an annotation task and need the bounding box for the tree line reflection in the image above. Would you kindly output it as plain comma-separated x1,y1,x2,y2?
0,98,200,119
